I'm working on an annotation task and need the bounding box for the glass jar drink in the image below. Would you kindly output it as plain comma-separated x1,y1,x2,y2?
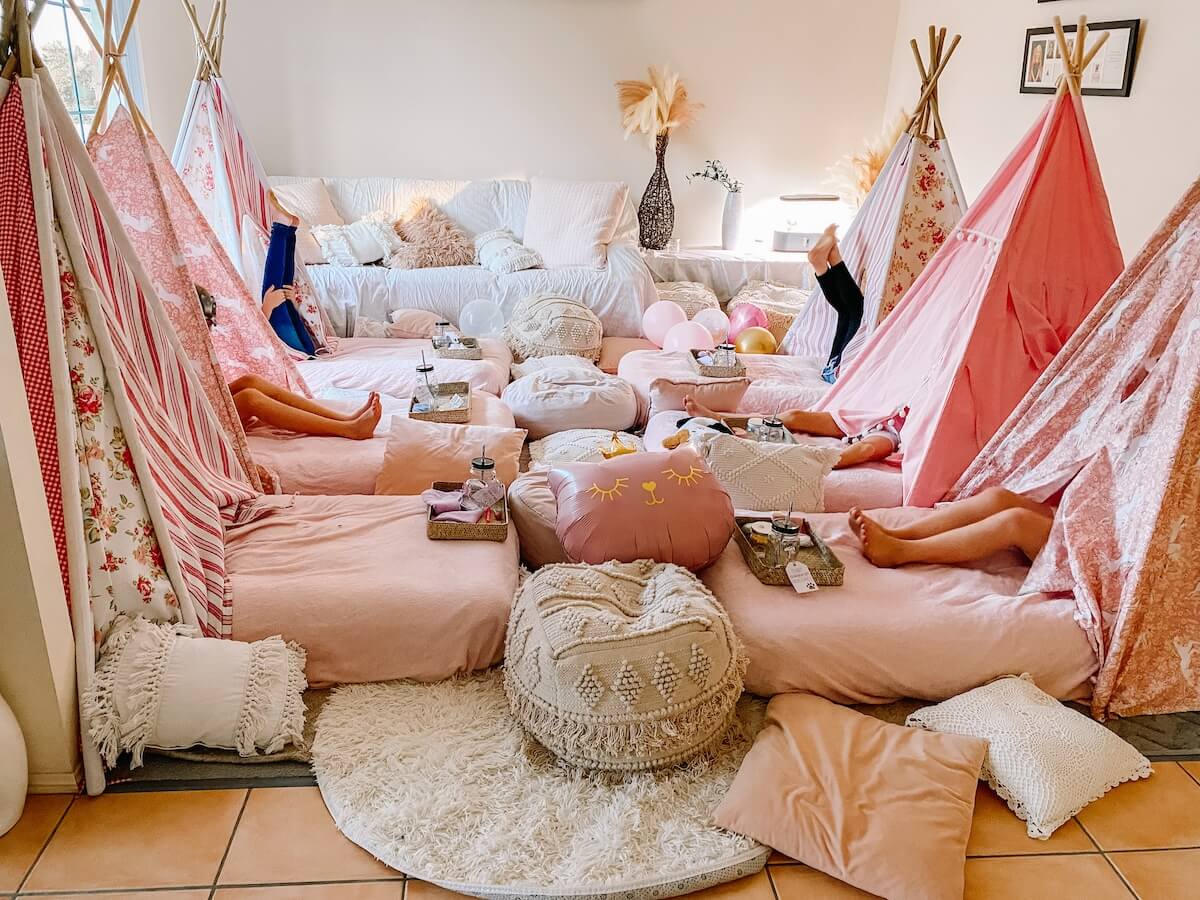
463,456,505,520
414,363,439,412
768,516,802,568
432,321,451,349
762,416,787,443
715,343,737,368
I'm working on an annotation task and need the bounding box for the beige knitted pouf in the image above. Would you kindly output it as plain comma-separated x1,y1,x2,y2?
504,559,746,772
656,281,720,319
503,293,603,362
727,280,812,342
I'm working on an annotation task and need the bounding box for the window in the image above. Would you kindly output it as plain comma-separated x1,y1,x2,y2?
31,0,146,138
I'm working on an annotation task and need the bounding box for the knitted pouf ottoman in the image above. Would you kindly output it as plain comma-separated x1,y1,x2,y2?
656,281,720,319
504,293,603,362
504,559,746,772
727,280,812,343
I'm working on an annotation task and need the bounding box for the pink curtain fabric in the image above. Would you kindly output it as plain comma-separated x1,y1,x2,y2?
817,94,1123,507
955,176,1200,718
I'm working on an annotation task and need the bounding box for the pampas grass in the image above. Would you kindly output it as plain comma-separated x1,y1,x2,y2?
827,109,909,208
616,65,700,145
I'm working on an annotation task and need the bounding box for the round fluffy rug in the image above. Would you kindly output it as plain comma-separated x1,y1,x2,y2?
311,670,769,899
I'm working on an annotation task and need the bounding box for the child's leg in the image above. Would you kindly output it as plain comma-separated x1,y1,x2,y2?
228,374,373,421
874,486,1054,540
857,507,1053,568
819,261,865,376
233,387,380,439
780,409,846,437
835,433,894,469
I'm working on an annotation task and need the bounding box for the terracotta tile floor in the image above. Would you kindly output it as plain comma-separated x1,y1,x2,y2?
3,763,1198,898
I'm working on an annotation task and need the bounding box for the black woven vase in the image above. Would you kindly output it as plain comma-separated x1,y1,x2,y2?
638,133,674,250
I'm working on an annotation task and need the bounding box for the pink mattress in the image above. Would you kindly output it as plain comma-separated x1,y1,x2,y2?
296,337,512,397
701,508,1097,703
643,411,902,513
617,349,830,415
246,391,515,495
226,495,519,686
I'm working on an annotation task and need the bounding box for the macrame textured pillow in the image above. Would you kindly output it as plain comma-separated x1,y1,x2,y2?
504,559,746,772
504,293,604,362
907,674,1152,839
656,281,720,319
728,280,812,342
529,428,645,470
475,227,544,274
696,433,841,512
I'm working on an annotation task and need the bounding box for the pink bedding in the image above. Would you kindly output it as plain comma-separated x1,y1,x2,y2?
226,495,519,686
701,508,1096,703
296,336,512,397
617,349,830,415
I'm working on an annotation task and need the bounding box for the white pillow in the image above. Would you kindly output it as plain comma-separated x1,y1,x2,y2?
529,428,645,471
83,615,307,767
511,354,600,380
907,674,1152,839
523,178,629,268
695,433,841,513
272,179,344,265
311,211,402,266
475,228,543,274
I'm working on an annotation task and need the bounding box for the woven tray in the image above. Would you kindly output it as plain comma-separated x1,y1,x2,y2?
427,481,508,542
409,382,471,424
733,516,844,587
689,349,746,379
720,416,796,444
434,336,483,360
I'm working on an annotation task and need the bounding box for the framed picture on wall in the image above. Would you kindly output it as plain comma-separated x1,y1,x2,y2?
1020,19,1141,97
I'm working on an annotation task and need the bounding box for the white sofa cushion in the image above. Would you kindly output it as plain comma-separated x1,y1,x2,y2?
523,178,629,268
272,178,343,265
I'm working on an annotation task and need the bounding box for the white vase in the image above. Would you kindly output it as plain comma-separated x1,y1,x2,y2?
0,691,27,836
721,191,743,251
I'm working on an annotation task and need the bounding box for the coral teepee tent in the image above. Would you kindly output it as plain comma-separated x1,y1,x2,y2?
815,19,1123,508
0,2,259,792
781,27,967,362
955,175,1200,719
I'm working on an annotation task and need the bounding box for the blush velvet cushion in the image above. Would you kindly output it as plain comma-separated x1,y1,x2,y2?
547,445,735,571
713,693,987,900
374,418,527,495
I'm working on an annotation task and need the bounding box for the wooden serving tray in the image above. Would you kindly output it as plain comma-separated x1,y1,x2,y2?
434,336,484,360
426,481,508,542
689,348,747,378
733,515,844,587
409,381,471,424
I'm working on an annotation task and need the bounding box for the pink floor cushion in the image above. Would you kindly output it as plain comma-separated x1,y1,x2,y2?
548,446,734,571
508,471,570,568
227,495,519,686
597,336,657,374
246,390,515,495
701,509,1098,702
296,336,512,397
502,367,640,439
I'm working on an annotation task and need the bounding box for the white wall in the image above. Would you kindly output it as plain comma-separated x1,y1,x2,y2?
884,0,1200,255
137,0,900,246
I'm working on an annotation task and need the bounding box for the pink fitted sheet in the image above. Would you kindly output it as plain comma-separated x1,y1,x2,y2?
701,508,1096,703
246,391,515,495
296,336,512,397
226,495,519,686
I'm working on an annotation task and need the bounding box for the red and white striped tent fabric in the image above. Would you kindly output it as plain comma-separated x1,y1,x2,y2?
0,67,259,793
815,91,1123,507
955,176,1200,719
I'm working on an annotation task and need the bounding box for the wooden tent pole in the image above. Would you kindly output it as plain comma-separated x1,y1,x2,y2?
1074,15,1087,72
907,38,928,136
199,0,221,80
214,0,228,72
1052,17,1076,96
930,27,948,140
182,0,220,81
905,32,959,136
1079,30,1110,73
2,0,45,79
14,0,32,78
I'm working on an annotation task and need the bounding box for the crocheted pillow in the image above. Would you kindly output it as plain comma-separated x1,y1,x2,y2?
548,445,735,571
475,228,544,274
83,615,307,768
907,674,1152,839
656,281,720,319
695,433,841,512
504,293,603,362
504,559,746,771
529,428,645,471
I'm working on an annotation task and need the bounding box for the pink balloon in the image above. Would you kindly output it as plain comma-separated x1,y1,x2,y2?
693,307,731,343
728,303,769,340
662,320,717,353
642,300,688,347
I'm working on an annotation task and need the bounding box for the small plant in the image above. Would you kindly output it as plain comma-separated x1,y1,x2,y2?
688,160,742,193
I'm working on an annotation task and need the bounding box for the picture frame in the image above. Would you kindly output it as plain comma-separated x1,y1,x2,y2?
1020,19,1140,97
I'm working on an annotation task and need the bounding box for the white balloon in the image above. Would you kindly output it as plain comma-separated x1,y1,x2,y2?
459,299,506,337
693,307,731,343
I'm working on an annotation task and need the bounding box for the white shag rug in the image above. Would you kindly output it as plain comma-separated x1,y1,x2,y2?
311,670,769,899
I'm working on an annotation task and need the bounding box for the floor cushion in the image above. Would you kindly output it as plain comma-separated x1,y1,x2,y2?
504,559,745,771
227,495,519,686
507,471,568,568
656,281,720,318
597,336,657,374
504,293,604,362
727,280,811,343
502,367,639,439
700,509,1098,702
296,336,512,397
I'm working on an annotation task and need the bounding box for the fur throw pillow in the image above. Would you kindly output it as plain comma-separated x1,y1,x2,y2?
387,198,475,270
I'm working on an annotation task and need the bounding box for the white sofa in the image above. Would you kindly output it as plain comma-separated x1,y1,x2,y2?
268,176,656,338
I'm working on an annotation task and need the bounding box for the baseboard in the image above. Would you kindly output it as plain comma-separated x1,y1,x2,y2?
28,764,81,794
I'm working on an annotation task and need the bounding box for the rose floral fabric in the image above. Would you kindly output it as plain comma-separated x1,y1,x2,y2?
955,176,1200,719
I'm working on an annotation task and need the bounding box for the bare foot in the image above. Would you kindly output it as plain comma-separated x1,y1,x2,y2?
683,395,721,419
808,224,838,275
848,506,866,539
343,396,382,439
858,512,910,568
828,229,843,267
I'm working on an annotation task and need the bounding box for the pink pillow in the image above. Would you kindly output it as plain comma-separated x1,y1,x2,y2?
649,377,750,414
387,309,454,338
374,418,527,495
547,446,734,571
713,693,987,900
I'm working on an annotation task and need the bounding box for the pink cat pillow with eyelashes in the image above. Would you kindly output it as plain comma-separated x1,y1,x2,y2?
548,446,735,571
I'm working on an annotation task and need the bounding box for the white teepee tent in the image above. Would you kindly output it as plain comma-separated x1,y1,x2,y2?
781,27,967,364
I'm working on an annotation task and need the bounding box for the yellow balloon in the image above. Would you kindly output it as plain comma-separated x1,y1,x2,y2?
734,326,778,355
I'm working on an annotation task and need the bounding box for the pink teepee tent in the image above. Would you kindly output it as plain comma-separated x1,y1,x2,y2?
782,29,967,362
955,175,1200,719
815,45,1123,508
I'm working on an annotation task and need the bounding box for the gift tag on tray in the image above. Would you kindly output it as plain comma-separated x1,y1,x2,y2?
785,561,819,594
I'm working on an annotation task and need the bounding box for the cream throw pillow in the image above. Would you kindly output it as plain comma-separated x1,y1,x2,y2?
272,179,344,265
475,228,544,274
523,178,628,268
695,434,841,513
907,674,1152,839
312,211,402,266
